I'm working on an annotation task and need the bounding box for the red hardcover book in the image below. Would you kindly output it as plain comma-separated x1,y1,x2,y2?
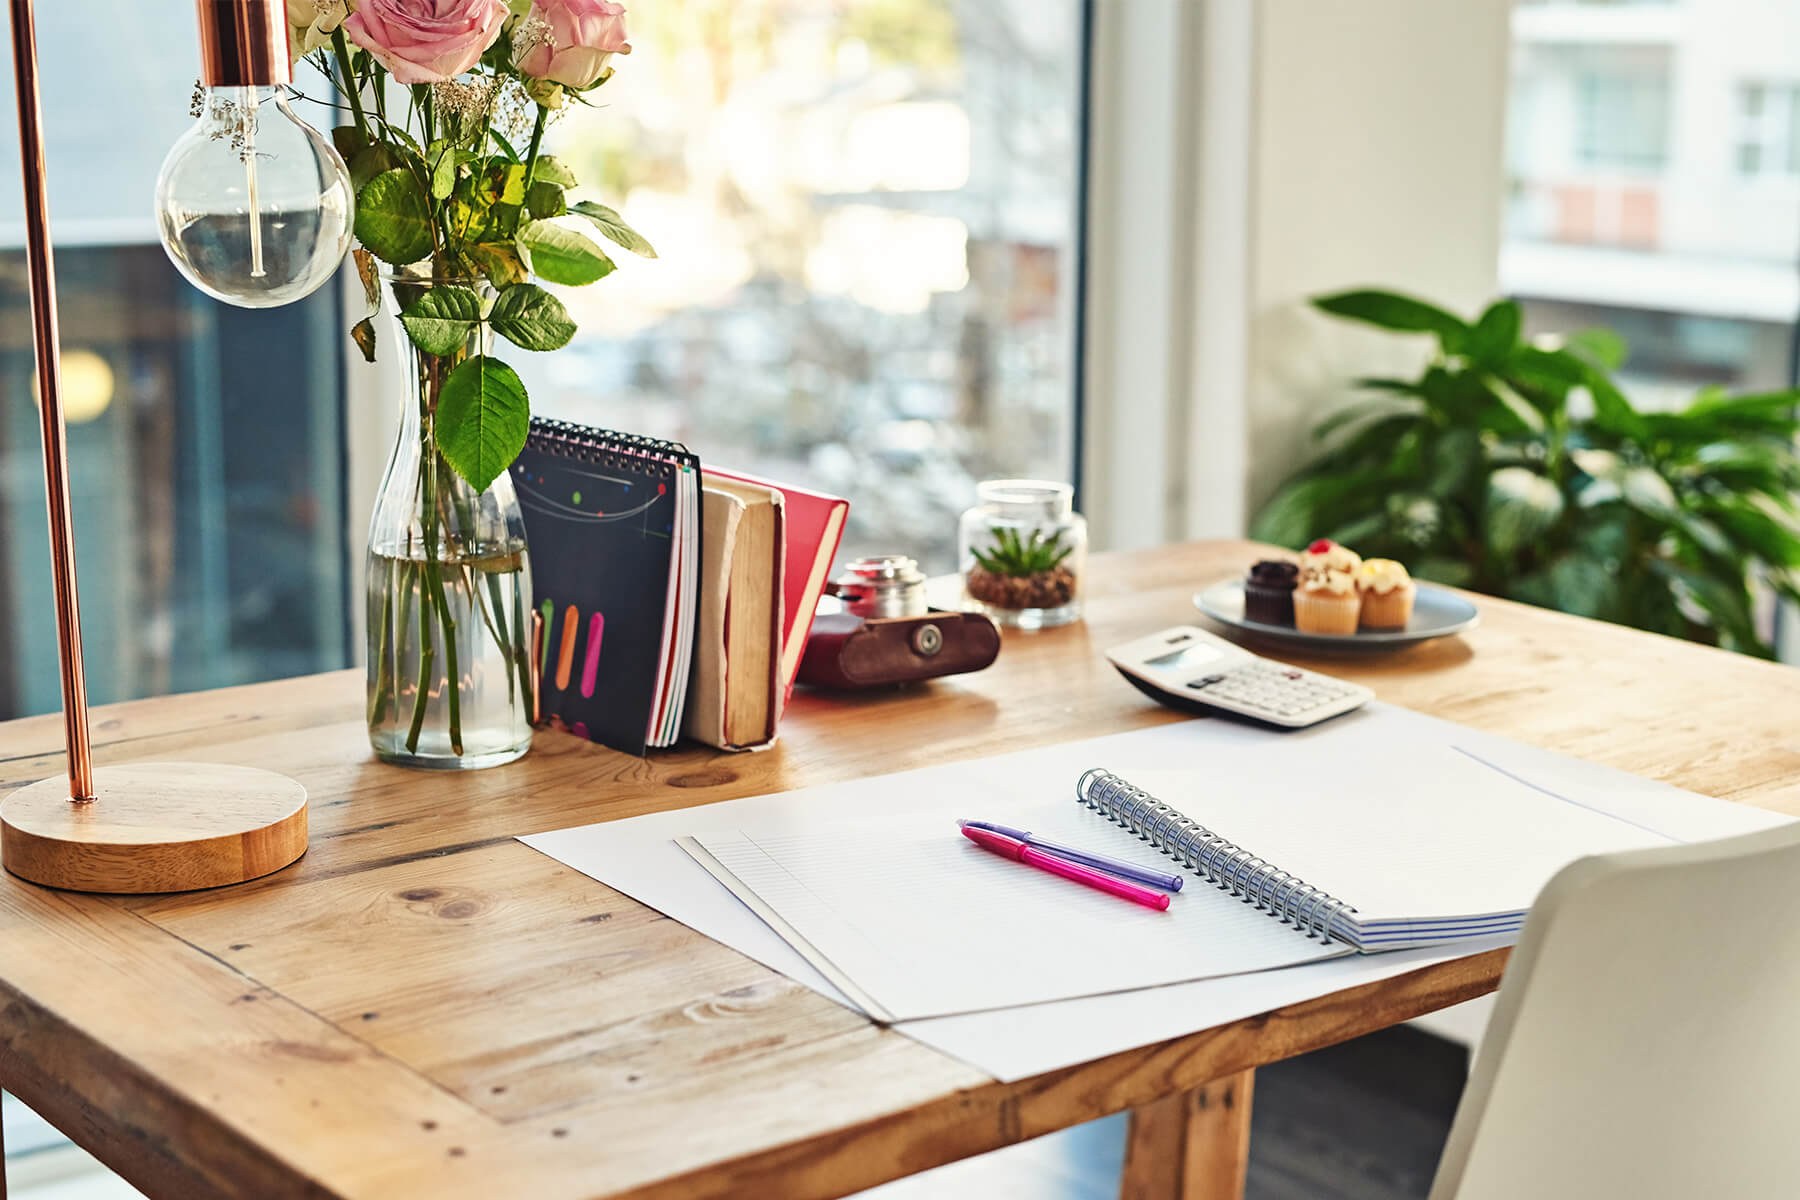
705,468,848,709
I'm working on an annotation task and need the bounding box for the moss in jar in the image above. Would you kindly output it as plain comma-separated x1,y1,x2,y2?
966,526,1077,610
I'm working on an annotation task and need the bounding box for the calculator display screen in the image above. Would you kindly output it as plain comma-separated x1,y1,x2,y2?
1144,643,1226,671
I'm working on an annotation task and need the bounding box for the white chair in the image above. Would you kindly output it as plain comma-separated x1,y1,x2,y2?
1430,818,1800,1199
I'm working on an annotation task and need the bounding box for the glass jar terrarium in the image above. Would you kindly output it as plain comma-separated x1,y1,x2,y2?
959,480,1087,629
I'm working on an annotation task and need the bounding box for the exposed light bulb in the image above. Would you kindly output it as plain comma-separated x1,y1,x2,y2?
156,85,353,308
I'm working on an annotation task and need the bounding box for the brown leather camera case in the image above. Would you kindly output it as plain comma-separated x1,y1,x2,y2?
797,610,1001,689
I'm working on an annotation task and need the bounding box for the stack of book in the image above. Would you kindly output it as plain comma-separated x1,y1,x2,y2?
515,417,847,755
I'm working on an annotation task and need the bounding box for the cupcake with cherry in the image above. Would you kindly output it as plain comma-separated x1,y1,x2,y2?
1293,539,1363,634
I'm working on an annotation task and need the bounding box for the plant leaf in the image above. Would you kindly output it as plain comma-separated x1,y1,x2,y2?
427,139,458,200
350,316,376,363
568,200,658,258
1480,373,1548,433
1562,327,1627,370
529,156,579,187
465,241,529,288
516,220,616,286
526,180,567,219
489,282,576,351
1466,299,1522,364
398,286,483,357
1312,288,1470,352
436,356,530,492
1619,466,1678,519
348,142,406,192
352,247,380,310
354,168,433,265
1486,466,1565,557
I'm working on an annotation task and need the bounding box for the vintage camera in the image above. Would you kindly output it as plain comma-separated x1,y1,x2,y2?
797,555,1001,689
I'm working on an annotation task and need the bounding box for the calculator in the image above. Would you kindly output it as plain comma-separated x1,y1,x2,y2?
1105,625,1372,729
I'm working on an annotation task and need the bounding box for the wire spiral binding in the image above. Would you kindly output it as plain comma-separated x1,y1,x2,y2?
1075,768,1355,943
523,417,692,478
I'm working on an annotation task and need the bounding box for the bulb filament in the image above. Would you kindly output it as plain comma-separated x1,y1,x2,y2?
244,88,265,279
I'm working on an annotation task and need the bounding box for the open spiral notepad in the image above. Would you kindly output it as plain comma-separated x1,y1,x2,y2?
677,738,1675,1022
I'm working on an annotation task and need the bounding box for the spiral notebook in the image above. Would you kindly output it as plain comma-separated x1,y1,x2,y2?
677,738,1673,1021
511,418,701,756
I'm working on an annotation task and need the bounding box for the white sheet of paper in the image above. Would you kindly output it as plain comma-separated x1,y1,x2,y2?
519,703,1790,1082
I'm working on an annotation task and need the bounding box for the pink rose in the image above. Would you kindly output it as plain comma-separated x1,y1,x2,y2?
345,0,509,85
513,0,630,91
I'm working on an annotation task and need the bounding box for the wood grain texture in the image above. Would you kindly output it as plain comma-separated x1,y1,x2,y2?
1119,1070,1254,1200
1,762,307,893
1,541,1796,1200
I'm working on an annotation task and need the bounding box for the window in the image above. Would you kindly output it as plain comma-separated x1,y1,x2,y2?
0,6,350,720
512,0,1088,574
1735,83,1800,176
1574,70,1668,170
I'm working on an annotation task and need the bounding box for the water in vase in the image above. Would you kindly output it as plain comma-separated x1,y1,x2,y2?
366,545,534,769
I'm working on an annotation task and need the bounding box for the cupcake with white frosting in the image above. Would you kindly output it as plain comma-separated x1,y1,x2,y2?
1357,558,1415,629
1293,539,1362,635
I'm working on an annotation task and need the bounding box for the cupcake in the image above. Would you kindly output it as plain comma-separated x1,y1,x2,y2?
1357,558,1415,629
1243,560,1299,625
1293,539,1362,635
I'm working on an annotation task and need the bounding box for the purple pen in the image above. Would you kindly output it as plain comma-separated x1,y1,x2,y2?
957,820,1184,892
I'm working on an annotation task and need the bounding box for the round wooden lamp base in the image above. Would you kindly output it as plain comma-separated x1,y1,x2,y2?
0,763,307,894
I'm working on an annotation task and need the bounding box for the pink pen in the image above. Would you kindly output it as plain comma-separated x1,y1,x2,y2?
962,826,1171,911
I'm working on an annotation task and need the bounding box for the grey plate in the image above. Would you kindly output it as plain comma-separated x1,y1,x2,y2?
1193,578,1479,650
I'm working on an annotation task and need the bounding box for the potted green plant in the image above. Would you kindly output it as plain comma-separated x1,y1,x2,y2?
1253,289,1800,657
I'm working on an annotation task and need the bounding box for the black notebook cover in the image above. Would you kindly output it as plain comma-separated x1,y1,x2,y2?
511,419,698,756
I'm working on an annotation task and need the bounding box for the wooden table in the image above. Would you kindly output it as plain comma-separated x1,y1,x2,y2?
3,541,1797,1200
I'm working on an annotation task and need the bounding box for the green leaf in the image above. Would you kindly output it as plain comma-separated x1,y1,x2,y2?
1251,471,1386,548
332,125,370,162
489,283,576,351
349,142,406,192
1620,466,1678,520
1582,368,1645,440
1509,554,1618,620
398,286,483,357
1312,395,1424,445
1486,467,1565,557
1704,498,1800,566
568,200,658,258
354,168,433,265
1424,427,1482,499
1562,327,1627,370
350,316,376,363
529,156,578,187
516,220,616,286
526,180,567,219
464,241,530,288
1647,558,1765,655
1466,300,1522,364
436,357,531,492
1480,374,1548,434
427,139,458,200
1505,345,1587,396
1312,288,1469,352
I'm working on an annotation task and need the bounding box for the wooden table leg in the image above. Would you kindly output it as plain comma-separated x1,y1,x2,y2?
1119,1069,1254,1200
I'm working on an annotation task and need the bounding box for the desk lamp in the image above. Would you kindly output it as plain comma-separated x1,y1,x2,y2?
0,0,353,892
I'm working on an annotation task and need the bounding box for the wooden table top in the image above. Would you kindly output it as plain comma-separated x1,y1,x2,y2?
3,540,1798,1200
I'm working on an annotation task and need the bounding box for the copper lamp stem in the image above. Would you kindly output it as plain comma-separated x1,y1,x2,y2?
8,0,94,802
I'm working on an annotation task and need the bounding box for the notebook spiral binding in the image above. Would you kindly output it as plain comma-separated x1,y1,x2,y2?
1076,768,1356,943
525,417,691,478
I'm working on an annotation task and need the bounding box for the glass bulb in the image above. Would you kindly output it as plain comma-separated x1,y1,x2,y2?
156,86,354,309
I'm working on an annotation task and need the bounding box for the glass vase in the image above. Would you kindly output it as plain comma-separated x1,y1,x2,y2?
959,479,1087,629
365,267,534,768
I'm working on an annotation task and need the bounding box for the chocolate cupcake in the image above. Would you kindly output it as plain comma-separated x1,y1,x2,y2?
1244,560,1299,625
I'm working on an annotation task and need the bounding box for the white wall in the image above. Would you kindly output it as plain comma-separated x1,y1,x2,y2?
1243,0,1512,513
1083,0,1512,545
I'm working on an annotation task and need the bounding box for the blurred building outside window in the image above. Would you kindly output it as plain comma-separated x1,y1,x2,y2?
1502,0,1800,651
0,2,348,726
508,0,1087,575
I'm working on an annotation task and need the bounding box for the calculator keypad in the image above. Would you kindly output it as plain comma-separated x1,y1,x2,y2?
1186,661,1366,724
